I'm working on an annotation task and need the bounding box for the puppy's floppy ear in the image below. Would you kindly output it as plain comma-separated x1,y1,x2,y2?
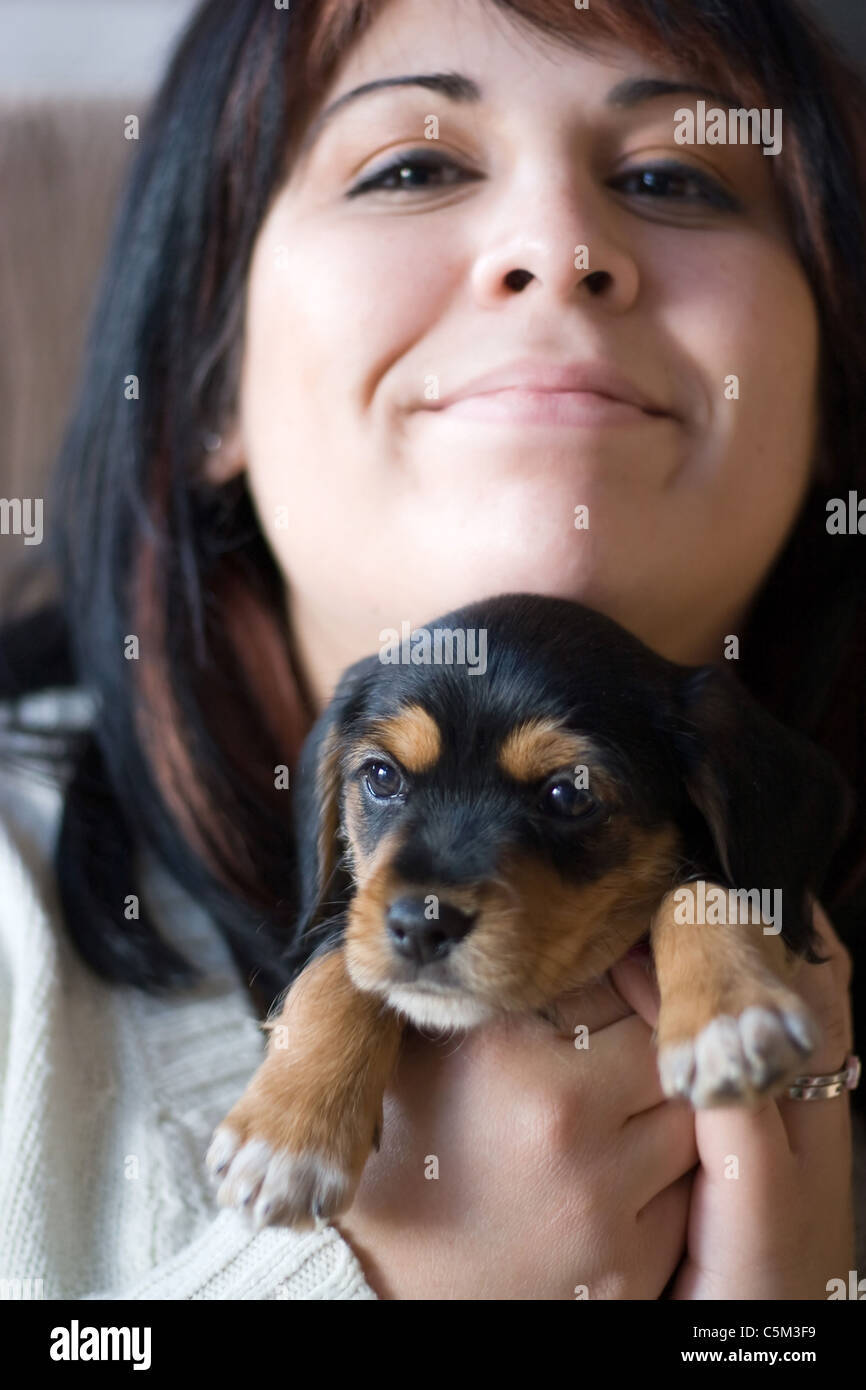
672,664,854,957
290,655,381,959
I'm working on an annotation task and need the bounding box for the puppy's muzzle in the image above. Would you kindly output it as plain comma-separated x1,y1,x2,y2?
386,895,478,968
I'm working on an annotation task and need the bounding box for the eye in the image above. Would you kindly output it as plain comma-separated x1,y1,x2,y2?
608,161,741,212
539,776,599,819
364,760,405,800
347,150,480,198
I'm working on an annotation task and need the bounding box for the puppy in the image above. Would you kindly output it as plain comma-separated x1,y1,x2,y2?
207,592,853,1230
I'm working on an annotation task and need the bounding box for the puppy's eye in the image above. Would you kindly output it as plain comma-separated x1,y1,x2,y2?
540,777,598,818
364,760,405,800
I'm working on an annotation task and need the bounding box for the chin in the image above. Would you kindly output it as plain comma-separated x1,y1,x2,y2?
384,985,496,1032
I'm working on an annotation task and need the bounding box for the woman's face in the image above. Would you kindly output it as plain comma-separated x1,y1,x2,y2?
221,0,819,708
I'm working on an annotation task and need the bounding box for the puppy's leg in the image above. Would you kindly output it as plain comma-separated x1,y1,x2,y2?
651,882,819,1107
207,946,404,1229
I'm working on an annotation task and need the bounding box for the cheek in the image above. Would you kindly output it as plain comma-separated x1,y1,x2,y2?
241,200,444,428
660,234,820,490
237,199,451,554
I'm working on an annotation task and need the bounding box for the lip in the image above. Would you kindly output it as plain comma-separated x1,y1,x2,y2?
425,357,674,426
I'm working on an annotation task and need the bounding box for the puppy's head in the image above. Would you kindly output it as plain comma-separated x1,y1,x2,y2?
291,594,852,1028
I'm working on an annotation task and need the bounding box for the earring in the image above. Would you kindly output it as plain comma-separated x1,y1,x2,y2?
202,430,223,453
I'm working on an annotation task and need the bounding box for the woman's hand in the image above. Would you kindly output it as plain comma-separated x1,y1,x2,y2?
334,960,697,1300
639,902,854,1301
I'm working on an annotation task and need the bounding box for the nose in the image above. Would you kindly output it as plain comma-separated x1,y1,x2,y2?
386,896,477,967
469,160,639,312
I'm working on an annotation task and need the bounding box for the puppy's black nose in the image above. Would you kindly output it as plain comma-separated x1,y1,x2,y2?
386,896,476,966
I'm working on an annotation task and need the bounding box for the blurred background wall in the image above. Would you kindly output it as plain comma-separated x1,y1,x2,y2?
0,0,200,97
0,0,864,97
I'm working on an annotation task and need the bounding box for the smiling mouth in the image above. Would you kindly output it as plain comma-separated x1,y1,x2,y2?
428,388,672,428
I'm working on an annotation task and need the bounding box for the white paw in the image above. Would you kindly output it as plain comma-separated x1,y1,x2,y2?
205,1125,352,1230
658,1005,818,1107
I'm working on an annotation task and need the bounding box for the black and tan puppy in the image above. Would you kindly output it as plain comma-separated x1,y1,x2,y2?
207,592,852,1230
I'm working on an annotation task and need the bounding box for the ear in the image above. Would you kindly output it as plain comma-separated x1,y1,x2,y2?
199,418,246,484
672,664,854,957
290,654,381,958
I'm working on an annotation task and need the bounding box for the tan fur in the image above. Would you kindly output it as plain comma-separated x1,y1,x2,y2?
361,704,442,773
651,881,801,1050
497,717,618,799
341,826,480,994
219,946,404,1224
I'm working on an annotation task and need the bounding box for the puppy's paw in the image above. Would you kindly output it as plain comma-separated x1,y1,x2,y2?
206,1123,354,1231
658,1002,819,1107
205,1065,375,1231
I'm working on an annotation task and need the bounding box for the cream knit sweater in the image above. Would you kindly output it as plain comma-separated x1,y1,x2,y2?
1,690,864,1300
0,689,376,1300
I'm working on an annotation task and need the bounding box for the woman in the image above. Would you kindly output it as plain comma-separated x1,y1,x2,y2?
0,0,863,1299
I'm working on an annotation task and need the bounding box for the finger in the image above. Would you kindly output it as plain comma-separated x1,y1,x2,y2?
550,939,662,1040
807,893,853,979
777,900,855,1159
628,1098,699,1213
609,950,661,1030
506,1001,669,1122
691,1092,793,1179
547,968,640,1038
786,900,853,1072
576,1011,671,1119
634,1170,694,1295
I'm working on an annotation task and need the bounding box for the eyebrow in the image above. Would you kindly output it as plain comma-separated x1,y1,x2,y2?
298,72,480,158
606,77,740,108
297,71,741,159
